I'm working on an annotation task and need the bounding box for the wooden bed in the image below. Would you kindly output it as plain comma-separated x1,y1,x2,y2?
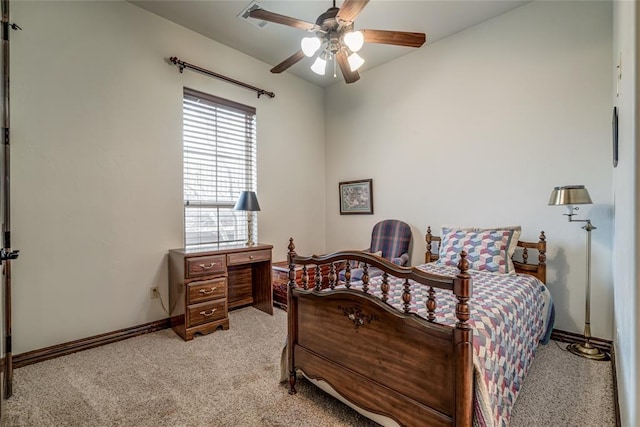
284,228,547,427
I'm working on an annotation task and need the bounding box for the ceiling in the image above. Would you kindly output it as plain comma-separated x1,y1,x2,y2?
131,0,528,87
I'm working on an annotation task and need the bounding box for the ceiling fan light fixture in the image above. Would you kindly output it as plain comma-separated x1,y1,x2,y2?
301,37,322,57
343,30,364,53
254,1,426,84
311,56,327,75
347,52,365,72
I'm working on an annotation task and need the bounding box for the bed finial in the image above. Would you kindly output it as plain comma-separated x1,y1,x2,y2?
538,231,547,260
287,238,297,290
425,226,433,264
287,237,295,255
457,250,469,274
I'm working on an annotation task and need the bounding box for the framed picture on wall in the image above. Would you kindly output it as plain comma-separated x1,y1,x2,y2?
339,179,373,215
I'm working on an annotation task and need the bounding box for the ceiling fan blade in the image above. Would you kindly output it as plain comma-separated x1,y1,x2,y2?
361,29,426,48
270,51,305,74
336,50,360,84
249,8,317,31
336,0,370,24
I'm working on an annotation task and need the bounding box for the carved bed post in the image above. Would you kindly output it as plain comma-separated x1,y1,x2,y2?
302,266,308,290
328,262,337,290
361,264,369,293
314,264,322,291
425,226,433,264
344,262,352,289
381,272,389,302
538,231,547,284
287,238,298,394
453,251,473,427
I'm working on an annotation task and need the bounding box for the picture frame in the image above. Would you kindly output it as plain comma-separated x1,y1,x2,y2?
612,106,618,167
339,179,373,215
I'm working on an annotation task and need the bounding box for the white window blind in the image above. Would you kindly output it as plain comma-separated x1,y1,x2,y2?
183,88,257,247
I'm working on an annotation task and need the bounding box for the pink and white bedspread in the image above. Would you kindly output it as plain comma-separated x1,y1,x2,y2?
347,263,553,427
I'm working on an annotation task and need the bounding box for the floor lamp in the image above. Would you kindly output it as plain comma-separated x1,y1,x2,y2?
548,185,608,361
234,191,261,246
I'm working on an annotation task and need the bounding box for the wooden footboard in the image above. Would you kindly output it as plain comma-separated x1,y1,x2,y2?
286,239,474,427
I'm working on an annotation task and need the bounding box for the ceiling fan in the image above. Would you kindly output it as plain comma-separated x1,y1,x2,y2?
249,0,426,84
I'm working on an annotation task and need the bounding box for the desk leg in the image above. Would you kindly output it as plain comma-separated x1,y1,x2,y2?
253,261,273,315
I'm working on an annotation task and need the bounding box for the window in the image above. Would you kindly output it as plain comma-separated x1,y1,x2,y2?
182,88,257,247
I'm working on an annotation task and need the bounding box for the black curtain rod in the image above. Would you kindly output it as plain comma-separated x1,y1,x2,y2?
169,56,275,99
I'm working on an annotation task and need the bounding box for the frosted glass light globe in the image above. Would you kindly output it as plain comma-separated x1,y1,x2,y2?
347,52,365,72
301,37,321,57
310,56,327,75
343,31,364,53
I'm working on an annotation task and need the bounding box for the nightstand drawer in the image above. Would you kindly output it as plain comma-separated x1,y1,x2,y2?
187,300,227,327
227,249,271,266
188,278,227,305
186,255,227,278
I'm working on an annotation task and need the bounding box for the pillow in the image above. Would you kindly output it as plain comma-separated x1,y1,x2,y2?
437,228,517,274
358,250,383,268
441,225,521,274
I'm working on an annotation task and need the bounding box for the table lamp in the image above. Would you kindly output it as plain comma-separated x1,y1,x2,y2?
548,185,608,360
234,191,261,246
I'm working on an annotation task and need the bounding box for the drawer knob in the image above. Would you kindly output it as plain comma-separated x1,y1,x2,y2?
199,309,218,317
249,255,254,259
198,262,216,270
199,287,217,294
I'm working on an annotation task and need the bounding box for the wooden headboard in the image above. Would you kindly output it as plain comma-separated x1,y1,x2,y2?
425,226,547,284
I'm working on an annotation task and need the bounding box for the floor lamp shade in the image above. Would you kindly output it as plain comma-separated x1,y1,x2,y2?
234,191,260,246
548,185,593,207
548,185,608,361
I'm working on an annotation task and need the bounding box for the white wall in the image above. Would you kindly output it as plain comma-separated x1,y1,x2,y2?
612,0,638,425
10,1,326,354
325,1,614,339
8,0,621,377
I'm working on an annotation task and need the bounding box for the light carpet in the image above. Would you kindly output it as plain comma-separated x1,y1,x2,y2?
5,307,615,426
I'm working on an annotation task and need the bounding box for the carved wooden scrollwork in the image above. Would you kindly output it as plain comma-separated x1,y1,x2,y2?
338,306,378,330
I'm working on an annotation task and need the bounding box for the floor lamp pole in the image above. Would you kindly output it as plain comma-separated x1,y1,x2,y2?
566,219,608,360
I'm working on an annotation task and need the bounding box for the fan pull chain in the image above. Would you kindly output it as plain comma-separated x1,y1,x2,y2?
333,55,337,78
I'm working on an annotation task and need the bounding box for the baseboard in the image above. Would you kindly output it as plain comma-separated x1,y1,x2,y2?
13,318,171,369
550,328,612,353
610,346,621,427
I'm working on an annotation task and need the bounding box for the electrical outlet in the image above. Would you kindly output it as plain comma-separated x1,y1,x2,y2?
150,287,159,300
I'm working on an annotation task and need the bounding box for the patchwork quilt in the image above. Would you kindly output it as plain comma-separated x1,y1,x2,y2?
346,263,553,427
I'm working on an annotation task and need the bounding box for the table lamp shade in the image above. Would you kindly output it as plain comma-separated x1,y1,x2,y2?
234,191,261,212
548,185,592,206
